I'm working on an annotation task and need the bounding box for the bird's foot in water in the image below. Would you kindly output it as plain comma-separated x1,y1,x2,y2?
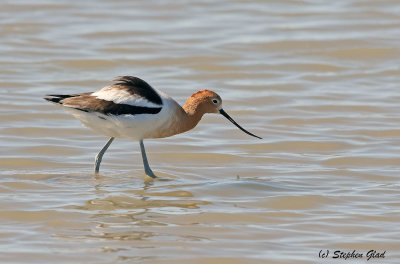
145,169,157,179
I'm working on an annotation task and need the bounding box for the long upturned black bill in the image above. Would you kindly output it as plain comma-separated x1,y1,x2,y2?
219,109,262,139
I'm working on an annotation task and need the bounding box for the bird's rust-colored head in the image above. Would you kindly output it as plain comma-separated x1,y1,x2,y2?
183,90,262,139
184,90,222,114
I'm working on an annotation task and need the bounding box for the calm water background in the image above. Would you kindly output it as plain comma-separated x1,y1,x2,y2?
1,0,399,263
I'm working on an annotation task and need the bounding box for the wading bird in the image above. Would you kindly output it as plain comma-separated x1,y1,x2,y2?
44,76,261,178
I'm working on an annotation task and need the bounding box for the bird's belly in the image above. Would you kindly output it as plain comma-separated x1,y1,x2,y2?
66,108,179,140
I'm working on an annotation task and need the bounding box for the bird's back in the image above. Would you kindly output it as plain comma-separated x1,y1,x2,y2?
44,76,185,140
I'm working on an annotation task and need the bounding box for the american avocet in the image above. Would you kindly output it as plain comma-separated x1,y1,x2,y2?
44,76,261,178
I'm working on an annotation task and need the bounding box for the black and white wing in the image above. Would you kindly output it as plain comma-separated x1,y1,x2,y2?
44,76,163,116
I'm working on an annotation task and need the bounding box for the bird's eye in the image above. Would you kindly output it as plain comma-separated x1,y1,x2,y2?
212,99,218,104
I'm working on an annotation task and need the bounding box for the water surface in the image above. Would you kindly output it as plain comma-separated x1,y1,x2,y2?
0,0,399,263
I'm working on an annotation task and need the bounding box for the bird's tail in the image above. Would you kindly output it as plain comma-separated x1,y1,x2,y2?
43,94,74,104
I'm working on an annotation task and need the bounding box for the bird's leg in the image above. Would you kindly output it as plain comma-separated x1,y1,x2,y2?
139,139,157,178
94,137,115,174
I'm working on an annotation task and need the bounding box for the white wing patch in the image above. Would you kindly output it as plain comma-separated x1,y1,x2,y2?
91,86,162,108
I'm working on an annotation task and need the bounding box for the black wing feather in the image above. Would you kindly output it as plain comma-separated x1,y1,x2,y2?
112,76,163,105
44,76,163,116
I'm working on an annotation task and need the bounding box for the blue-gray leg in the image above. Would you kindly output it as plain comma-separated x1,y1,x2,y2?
94,137,115,174
139,139,157,178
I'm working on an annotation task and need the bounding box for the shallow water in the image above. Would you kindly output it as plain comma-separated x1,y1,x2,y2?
1,0,400,263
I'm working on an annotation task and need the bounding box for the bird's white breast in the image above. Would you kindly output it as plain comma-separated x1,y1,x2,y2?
65,89,183,140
